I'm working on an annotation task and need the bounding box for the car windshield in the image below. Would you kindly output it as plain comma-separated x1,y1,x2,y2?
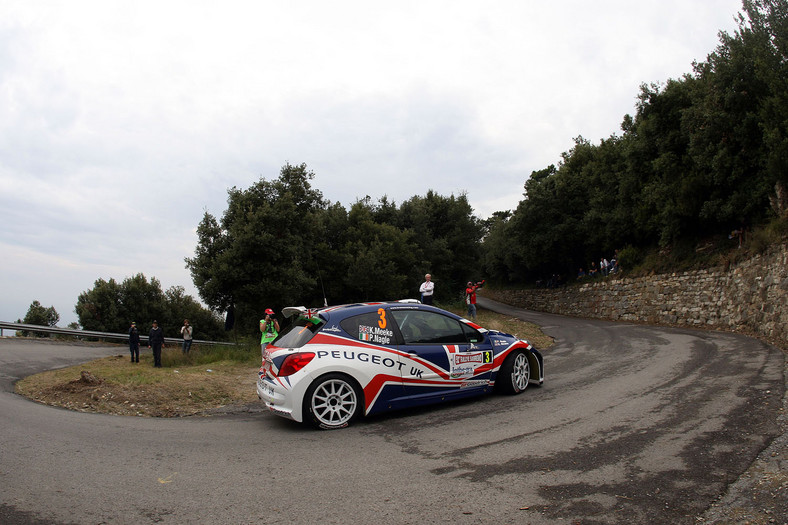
273,315,325,348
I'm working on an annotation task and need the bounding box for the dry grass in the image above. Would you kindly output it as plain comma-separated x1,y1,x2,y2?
15,350,260,417
15,310,552,417
470,309,554,350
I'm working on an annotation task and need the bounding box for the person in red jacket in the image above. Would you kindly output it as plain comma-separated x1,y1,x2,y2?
464,279,485,320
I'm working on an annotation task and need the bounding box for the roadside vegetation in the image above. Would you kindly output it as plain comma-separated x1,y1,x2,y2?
15,342,261,417
15,308,551,417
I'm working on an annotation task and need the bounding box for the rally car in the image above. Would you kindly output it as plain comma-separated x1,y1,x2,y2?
257,300,543,429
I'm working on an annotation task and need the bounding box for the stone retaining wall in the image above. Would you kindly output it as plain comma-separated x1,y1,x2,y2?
482,244,788,348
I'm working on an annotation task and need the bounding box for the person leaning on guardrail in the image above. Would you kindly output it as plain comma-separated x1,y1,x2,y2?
148,320,165,368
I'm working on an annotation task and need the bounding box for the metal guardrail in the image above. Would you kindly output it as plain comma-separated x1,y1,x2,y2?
0,321,234,346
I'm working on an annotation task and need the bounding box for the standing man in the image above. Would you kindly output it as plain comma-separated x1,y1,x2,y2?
465,279,485,320
148,320,165,368
419,274,435,305
180,319,193,354
260,308,280,357
128,321,140,363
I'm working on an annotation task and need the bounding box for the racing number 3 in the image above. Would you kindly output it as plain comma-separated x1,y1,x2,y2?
377,308,387,329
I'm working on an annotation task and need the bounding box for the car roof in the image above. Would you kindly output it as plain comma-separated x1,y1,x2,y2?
283,300,450,322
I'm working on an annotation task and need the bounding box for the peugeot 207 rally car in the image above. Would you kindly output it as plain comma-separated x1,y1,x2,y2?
257,300,543,429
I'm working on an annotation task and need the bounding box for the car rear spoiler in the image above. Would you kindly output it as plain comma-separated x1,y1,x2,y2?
282,306,308,318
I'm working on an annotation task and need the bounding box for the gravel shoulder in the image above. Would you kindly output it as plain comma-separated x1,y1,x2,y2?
700,356,787,524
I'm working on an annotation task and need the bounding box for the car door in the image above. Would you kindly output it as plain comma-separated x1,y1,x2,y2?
389,307,493,403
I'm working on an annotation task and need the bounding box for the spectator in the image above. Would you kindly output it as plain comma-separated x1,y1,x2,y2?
419,274,435,305
180,319,193,354
128,321,140,363
260,308,280,356
148,320,164,368
465,280,485,320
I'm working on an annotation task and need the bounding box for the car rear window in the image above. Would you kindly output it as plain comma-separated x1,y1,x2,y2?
340,311,398,346
274,316,325,348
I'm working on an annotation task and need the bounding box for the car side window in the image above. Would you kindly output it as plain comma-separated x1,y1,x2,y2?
461,323,483,344
390,310,469,344
340,310,399,346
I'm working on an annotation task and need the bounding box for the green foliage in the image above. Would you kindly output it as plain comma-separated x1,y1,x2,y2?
395,191,484,299
185,163,330,334
75,274,225,340
482,0,788,284
186,165,485,335
18,300,59,337
615,246,642,273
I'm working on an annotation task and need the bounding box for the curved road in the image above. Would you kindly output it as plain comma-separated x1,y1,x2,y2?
1,298,784,524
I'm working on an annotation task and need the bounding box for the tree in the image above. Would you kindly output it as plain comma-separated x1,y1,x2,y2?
396,191,484,301
186,163,329,334
341,199,416,301
18,300,59,337
75,274,225,340
482,0,788,284
75,278,125,333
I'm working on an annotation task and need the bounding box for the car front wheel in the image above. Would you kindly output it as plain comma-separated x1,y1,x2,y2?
496,350,530,394
303,373,362,429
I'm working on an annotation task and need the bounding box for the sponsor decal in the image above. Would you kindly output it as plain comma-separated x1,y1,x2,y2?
451,366,476,379
322,325,342,333
460,380,489,389
448,350,492,379
358,324,394,345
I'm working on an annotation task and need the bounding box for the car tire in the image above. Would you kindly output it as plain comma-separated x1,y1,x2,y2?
303,373,362,430
495,350,530,395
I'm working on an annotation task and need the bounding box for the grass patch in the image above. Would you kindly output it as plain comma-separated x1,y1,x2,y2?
446,305,554,350
16,343,263,417
15,310,552,417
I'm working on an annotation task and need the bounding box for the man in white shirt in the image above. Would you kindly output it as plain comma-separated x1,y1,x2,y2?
419,274,435,305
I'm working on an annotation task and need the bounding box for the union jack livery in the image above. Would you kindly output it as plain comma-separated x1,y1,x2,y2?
257,300,544,429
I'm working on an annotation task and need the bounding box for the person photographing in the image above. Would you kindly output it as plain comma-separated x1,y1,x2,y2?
260,308,280,357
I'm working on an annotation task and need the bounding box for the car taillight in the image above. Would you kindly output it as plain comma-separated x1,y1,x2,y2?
277,352,316,377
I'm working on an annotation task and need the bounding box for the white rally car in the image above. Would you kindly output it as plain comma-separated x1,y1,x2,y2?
257,300,543,429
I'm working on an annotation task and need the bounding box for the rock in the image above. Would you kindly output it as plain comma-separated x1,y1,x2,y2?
79,370,102,385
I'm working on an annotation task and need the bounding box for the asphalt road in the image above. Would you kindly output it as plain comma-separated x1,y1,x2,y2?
1,297,785,525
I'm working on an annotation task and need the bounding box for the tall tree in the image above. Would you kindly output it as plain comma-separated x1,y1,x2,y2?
185,163,328,334
396,191,483,301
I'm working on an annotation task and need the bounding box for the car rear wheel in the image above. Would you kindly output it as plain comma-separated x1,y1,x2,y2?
304,373,362,429
496,350,530,394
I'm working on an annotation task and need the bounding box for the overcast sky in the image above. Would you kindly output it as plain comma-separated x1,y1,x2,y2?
0,0,744,329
